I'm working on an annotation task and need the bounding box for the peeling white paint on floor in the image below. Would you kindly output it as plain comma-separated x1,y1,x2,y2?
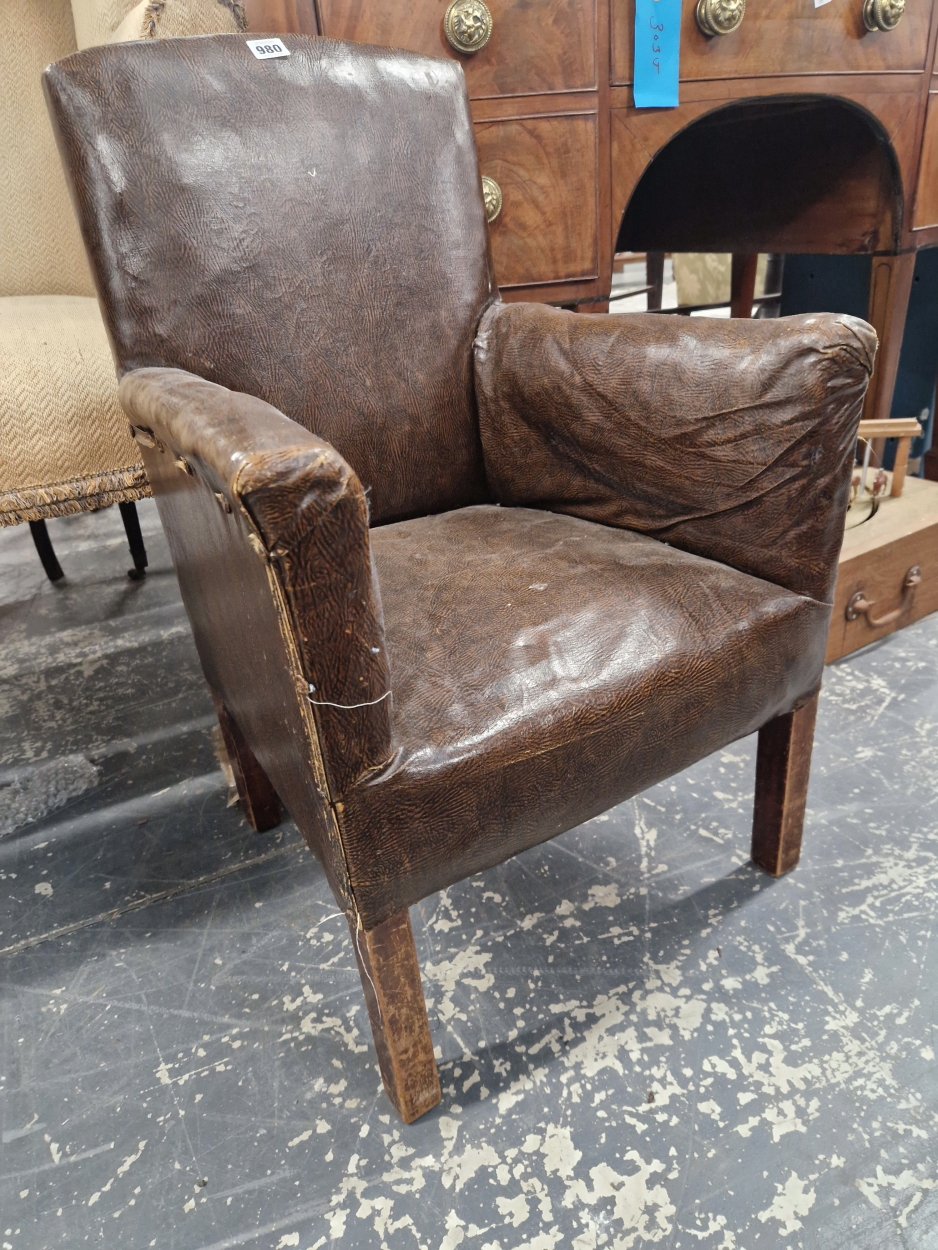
1,502,937,1248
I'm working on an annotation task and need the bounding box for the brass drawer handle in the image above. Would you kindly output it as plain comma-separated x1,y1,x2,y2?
481,175,502,223
696,0,745,36
845,566,921,629
444,0,493,53
863,0,904,29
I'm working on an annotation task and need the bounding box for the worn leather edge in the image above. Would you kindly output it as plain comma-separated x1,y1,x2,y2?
474,303,876,603
118,367,395,799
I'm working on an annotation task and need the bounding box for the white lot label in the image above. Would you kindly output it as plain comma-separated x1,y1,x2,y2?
246,38,290,59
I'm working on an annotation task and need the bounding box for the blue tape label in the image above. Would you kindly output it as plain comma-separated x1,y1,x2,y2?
633,0,681,109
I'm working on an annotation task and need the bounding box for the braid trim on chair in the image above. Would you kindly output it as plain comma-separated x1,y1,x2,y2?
0,465,149,526
218,0,248,28
140,1,165,36
141,0,247,37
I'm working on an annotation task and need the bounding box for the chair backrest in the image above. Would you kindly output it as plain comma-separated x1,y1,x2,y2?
70,0,245,49
44,35,497,525
0,1,247,300
0,0,92,297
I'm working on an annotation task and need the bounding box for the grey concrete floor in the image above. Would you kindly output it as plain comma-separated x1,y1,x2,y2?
1,500,937,1250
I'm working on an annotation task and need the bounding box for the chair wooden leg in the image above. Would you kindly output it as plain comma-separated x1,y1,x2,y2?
751,693,819,876
646,250,665,310
210,691,281,832
730,252,759,318
29,520,64,582
119,501,148,580
348,909,441,1124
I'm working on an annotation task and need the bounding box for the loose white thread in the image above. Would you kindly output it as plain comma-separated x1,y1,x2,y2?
307,689,391,710
353,922,381,1021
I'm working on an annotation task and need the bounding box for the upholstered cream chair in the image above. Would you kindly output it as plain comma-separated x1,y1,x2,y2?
0,0,245,580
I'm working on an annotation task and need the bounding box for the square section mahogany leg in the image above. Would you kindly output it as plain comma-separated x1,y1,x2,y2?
751,693,819,876
211,691,281,832
348,909,441,1124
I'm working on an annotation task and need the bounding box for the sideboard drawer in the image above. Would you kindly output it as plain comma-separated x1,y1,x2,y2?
826,477,938,662
319,0,596,97
612,0,929,83
473,113,598,287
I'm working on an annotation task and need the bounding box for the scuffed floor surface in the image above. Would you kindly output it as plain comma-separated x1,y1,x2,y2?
1,501,937,1250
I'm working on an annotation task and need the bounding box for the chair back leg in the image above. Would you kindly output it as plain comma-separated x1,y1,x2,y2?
348,909,441,1124
119,501,148,580
751,693,819,876
29,519,65,581
211,691,282,832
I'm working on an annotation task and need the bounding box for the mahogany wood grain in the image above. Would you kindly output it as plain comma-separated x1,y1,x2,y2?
751,694,818,877
646,250,664,310
348,910,441,1124
318,0,597,98
594,0,614,299
864,251,916,431
730,252,758,317
211,691,282,832
611,0,929,86
499,277,607,304
609,77,920,238
474,113,599,286
471,91,600,121
243,0,318,33
244,1,935,435
609,75,922,257
913,92,938,227
614,109,900,255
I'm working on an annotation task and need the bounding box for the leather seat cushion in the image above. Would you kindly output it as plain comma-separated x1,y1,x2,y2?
341,505,831,927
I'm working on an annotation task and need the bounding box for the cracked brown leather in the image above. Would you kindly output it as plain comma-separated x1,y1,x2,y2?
47,35,873,933
120,368,393,805
343,505,831,924
476,302,875,603
43,34,496,527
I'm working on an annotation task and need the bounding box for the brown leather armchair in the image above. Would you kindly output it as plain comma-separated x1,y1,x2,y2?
44,35,874,1123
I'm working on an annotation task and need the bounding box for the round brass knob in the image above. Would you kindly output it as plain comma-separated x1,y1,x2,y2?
862,0,904,30
481,175,502,223
695,0,745,36
444,0,493,54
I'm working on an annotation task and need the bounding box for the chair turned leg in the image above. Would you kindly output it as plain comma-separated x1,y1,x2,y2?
119,501,148,580
751,693,819,876
348,909,441,1124
29,520,64,582
210,692,281,832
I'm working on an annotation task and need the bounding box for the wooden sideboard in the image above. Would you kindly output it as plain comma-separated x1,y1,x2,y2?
245,0,938,424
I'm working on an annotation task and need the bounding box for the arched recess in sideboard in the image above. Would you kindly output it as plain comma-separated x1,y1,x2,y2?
614,95,904,264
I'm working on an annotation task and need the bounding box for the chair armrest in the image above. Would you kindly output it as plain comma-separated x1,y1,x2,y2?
119,367,393,803
474,302,876,602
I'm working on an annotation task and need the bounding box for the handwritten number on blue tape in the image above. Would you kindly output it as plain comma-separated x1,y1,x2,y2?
634,0,681,108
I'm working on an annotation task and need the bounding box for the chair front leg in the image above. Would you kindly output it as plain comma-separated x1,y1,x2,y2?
211,691,281,832
751,693,819,876
348,909,441,1124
